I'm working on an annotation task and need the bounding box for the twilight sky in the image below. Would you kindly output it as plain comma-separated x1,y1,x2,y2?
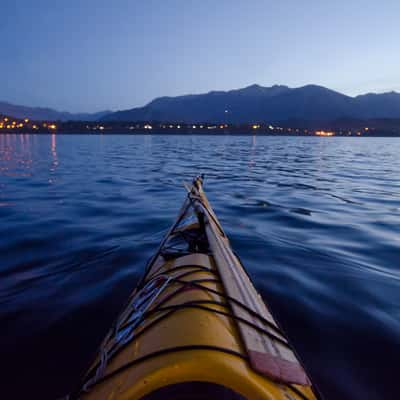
1,0,399,112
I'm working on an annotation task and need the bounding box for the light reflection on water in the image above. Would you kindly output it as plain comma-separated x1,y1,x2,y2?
0,134,400,399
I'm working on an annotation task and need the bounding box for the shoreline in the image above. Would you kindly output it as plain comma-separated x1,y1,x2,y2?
1,131,400,137
2,116,400,137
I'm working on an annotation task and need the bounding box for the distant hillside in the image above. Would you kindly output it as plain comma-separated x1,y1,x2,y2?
3,84,400,124
354,92,400,118
103,84,400,123
0,101,111,122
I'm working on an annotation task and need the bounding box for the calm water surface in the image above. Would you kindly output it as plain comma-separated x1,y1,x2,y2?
1,134,399,399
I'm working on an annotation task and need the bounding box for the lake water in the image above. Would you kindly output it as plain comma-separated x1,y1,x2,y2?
1,134,399,399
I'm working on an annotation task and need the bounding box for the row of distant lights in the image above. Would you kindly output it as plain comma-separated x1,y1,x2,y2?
149,124,278,130
82,125,370,135
0,116,371,136
90,124,341,135
0,117,57,130
79,126,371,135
93,124,232,130
160,124,227,130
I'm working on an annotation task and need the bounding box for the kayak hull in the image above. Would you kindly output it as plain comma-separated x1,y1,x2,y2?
76,178,317,400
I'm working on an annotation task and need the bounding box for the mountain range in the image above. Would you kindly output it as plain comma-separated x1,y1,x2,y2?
2,84,400,124
103,84,400,123
0,101,111,122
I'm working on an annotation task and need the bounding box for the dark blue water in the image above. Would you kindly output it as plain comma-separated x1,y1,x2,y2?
1,134,399,399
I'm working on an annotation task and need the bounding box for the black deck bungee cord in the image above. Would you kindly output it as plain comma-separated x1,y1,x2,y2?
146,261,289,340
87,268,288,372
82,276,291,388
115,271,288,345
146,263,213,280
141,302,291,348
81,264,293,394
168,278,288,338
287,384,312,400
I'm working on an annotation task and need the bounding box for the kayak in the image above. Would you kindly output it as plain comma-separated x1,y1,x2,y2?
72,176,318,400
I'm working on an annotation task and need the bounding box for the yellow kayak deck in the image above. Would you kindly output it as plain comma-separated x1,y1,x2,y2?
73,177,318,400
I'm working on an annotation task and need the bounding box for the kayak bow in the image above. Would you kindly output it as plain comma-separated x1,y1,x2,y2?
74,176,318,400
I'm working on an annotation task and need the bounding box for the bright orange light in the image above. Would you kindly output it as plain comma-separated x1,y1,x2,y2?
252,124,260,129
315,130,334,137
49,124,57,130
24,118,29,123
4,117,8,122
